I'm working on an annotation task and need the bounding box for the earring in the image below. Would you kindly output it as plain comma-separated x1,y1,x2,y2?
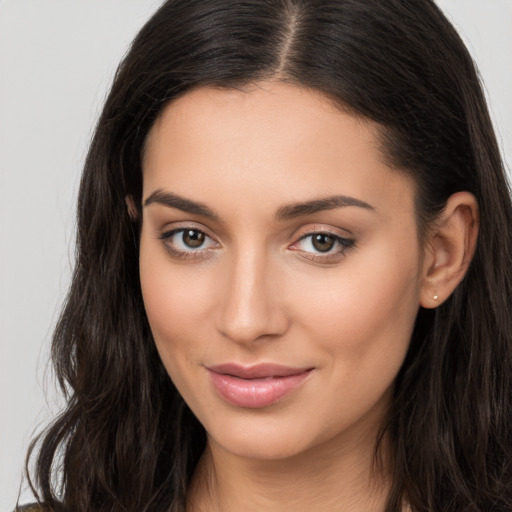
433,294,439,301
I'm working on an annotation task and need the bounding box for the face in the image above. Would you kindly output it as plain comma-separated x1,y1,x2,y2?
139,82,424,461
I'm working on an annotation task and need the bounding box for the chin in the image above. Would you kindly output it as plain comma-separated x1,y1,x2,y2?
210,428,313,461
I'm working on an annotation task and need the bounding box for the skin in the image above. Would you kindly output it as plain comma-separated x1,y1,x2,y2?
138,82,478,511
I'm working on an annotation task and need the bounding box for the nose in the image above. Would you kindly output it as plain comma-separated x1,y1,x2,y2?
215,248,288,345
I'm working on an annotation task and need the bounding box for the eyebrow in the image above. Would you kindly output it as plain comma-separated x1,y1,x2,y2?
143,190,375,221
275,195,375,220
144,189,220,221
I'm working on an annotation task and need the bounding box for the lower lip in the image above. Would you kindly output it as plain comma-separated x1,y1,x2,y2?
208,370,313,408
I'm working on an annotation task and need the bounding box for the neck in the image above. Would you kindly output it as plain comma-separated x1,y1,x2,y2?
186,425,391,512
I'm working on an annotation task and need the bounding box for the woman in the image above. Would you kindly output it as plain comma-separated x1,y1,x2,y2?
22,0,512,511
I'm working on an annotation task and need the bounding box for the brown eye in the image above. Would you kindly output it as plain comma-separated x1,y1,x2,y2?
159,227,219,260
311,234,335,252
292,231,355,260
182,229,205,248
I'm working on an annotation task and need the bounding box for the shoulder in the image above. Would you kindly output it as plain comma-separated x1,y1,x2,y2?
13,504,47,512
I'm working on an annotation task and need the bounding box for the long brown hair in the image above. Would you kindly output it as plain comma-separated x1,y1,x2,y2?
26,1,512,510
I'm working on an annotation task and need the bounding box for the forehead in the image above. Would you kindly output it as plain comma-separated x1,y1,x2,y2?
142,82,415,220
145,83,374,174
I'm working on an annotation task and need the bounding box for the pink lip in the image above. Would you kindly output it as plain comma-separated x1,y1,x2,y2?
207,364,314,408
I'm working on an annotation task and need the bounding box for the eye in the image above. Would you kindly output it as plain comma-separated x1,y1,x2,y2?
159,228,219,259
304,233,337,253
291,231,355,262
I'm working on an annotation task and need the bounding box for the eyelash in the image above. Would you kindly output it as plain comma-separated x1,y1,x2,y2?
159,228,219,260
292,232,355,263
158,227,355,262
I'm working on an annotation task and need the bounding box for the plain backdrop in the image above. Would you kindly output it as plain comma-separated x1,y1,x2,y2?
0,0,511,508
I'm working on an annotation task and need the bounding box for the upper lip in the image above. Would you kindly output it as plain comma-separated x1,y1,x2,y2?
207,363,313,379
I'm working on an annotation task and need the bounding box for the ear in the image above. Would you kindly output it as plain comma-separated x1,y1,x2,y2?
125,194,139,221
419,191,479,308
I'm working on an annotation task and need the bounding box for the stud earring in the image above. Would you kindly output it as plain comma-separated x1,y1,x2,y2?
433,294,439,301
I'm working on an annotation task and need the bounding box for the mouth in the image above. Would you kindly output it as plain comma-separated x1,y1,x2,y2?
206,363,314,408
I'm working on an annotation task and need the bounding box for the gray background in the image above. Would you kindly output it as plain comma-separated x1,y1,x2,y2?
1,0,511,507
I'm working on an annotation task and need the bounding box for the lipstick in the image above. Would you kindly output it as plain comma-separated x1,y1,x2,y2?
207,363,313,408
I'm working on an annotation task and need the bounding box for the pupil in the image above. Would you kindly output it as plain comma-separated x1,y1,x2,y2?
183,230,205,248
312,234,334,252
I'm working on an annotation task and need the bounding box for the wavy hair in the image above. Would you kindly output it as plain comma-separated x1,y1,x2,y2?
26,1,512,510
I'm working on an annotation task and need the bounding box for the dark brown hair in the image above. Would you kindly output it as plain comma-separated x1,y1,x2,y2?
25,1,512,510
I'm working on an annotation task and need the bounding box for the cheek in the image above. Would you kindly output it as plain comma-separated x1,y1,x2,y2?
293,235,421,380
139,235,213,373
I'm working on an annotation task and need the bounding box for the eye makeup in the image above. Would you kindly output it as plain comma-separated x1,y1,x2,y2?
157,223,356,265
158,226,220,261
